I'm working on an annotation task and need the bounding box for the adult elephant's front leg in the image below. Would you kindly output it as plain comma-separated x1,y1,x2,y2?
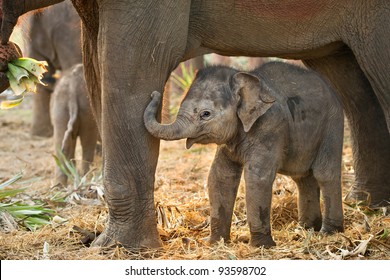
31,83,53,137
304,48,390,207
92,0,190,249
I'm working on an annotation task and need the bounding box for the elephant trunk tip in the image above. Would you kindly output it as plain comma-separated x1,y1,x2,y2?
143,90,163,134
144,91,193,141
151,91,162,100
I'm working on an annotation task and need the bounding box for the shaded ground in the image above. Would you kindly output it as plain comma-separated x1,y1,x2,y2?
0,90,389,260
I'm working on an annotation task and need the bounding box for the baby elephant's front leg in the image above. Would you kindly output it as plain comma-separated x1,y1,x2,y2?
208,147,243,244
244,164,276,248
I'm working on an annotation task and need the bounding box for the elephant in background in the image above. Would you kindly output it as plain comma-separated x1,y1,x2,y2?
51,63,98,186
144,62,344,247
1,0,389,249
21,0,81,137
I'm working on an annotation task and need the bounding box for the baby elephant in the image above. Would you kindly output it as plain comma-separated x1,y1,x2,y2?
144,61,344,247
51,64,99,185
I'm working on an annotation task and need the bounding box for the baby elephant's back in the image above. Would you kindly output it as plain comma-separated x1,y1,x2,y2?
253,61,343,126
51,63,93,137
53,64,89,114
252,61,343,172
253,61,342,117
67,64,89,113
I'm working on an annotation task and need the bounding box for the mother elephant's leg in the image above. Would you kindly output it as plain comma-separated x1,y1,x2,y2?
31,82,54,137
344,6,390,132
91,0,190,248
304,48,390,207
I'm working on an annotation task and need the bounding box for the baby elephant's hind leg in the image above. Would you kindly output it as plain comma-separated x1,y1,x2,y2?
293,174,322,231
312,119,344,233
316,176,344,233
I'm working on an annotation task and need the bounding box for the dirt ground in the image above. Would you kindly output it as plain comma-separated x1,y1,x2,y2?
0,85,389,260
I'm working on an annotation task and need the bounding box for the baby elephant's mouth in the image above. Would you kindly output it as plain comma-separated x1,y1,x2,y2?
186,135,212,149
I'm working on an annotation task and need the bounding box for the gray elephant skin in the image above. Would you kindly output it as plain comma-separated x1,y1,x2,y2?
144,61,344,247
1,0,389,249
51,64,98,186
23,0,81,137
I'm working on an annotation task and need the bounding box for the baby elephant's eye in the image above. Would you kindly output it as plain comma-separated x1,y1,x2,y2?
200,110,211,120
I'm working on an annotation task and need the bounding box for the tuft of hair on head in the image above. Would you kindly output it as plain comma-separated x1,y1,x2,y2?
195,65,238,83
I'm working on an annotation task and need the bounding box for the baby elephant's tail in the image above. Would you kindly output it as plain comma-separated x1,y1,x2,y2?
61,99,79,153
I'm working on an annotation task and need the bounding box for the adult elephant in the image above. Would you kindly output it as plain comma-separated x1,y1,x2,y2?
1,0,389,249
23,0,81,137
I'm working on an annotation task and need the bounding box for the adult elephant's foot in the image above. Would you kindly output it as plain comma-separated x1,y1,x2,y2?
346,184,390,207
92,219,163,249
31,122,53,137
91,180,163,249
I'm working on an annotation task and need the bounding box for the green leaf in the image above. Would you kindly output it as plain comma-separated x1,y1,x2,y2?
7,63,29,83
170,62,196,92
23,217,51,231
0,173,22,189
377,228,389,240
53,153,73,181
0,173,54,231
10,209,46,216
0,96,25,110
0,188,27,200
10,57,48,80
5,70,27,96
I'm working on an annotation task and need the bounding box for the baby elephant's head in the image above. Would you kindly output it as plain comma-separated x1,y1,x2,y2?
144,66,275,148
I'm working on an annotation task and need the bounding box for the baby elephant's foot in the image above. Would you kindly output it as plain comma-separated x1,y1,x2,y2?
320,219,344,234
250,232,276,248
209,234,230,245
54,175,68,187
299,216,322,232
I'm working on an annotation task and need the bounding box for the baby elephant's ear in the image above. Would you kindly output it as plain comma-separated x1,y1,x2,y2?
233,72,276,132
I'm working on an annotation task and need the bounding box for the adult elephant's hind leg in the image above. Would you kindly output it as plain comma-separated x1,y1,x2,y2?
346,6,390,132
91,0,190,249
304,49,390,207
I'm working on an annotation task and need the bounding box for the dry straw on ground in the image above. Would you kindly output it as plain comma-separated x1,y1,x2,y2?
0,92,389,260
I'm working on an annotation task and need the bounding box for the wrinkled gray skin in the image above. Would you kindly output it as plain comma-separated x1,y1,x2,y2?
144,62,344,247
22,0,81,137
51,64,98,186
1,0,389,249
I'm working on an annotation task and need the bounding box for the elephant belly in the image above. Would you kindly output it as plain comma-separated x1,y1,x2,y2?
188,0,344,59
277,123,325,177
278,155,316,178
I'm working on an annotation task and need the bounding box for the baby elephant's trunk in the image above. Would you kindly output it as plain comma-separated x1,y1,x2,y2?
143,91,194,140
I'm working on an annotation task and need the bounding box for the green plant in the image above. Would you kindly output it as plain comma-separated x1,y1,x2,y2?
168,62,197,118
53,150,99,189
0,173,54,231
2,57,48,109
170,62,196,92
52,150,104,203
